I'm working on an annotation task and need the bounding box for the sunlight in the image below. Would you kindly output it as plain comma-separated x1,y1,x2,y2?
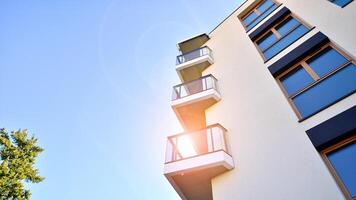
177,135,197,158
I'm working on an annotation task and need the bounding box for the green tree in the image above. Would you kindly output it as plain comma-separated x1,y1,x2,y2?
0,128,44,200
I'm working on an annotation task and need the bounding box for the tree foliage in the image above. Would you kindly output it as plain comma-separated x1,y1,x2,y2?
0,128,44,200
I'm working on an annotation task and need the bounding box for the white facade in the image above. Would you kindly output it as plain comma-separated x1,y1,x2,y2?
165,0,356,199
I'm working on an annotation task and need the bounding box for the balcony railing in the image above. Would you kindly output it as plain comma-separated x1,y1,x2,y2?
172,74,218,100
176,46,212,65
165,124,229,163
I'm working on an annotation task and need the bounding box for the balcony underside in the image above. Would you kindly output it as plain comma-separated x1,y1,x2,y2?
176,57,213,83
177,33,210,53
172,89,220,131
164,151,234,200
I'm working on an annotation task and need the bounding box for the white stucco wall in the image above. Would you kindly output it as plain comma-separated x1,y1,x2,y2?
200,0,356,199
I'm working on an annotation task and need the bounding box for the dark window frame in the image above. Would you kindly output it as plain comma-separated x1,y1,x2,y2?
276,43,355,120
240,0,281,31
253,13,312,61
321,135,356,200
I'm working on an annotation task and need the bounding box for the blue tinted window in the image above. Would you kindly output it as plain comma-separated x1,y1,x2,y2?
331,0,353,7
243,11,258,25
246,4,278,30
257,0,274,13
328,141,356,198
281,66,314,96
264,25,309,60
292,64,356,118
307,47,348,78
276,17,301,36
257,32,278,51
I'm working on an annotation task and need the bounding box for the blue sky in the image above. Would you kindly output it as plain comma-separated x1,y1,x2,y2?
0,0,242,199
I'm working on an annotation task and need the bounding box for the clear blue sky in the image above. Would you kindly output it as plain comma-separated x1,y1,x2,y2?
0,0,242,199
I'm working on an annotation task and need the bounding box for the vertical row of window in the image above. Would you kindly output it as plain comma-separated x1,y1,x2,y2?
240,0,355,120
240,1,355,199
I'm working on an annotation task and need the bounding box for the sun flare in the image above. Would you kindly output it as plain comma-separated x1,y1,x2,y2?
177,135,197,158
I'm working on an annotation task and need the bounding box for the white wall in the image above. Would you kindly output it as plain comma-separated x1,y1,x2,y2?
201,0,356,199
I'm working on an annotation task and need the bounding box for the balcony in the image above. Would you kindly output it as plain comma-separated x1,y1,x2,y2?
164,124,234,200
171,74,221,130
176,46,214,82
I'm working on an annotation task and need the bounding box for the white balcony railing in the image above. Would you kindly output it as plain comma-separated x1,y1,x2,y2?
165,124,229,163
172,74,218,101
176,46,212,65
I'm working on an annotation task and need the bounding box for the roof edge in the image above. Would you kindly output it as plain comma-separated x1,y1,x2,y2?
177,33,210,46
209,0,249,35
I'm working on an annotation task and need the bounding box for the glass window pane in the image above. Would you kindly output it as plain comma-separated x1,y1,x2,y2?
280,66,314,96
264,25,309,60
165,139,174,162
205,76,214,90
307,47,348,78
257,32,278,51
243,11,258,26
246,4,278,30
192,130,208,154
332,0,353,7
186,79,203,95
292,64,356,118
257,0,274,13
211,127,224,151
172,87,180,100
207,129,213,152
276,17,300,36
181,49,203,63
328,141,356,198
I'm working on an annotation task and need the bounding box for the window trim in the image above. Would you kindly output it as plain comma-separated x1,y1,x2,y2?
240,0,281,31
321,135,356,200
253,13,312,61
275,43,355,120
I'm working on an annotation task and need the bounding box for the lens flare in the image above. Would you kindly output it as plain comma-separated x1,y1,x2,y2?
177,135,197,158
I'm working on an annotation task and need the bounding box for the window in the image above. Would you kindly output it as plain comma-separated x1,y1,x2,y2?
280,66,314,96
277,44,356,119
321,135,356,200
329,0,353,7
254,15,311,61
241,0,279,31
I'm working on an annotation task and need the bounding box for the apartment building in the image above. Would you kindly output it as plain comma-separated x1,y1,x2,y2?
163,0,356,199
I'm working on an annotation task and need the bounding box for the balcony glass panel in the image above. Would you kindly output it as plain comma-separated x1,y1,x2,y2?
176,46,212,65
172,75,218,100
211,126,226,152
165,124,228,163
